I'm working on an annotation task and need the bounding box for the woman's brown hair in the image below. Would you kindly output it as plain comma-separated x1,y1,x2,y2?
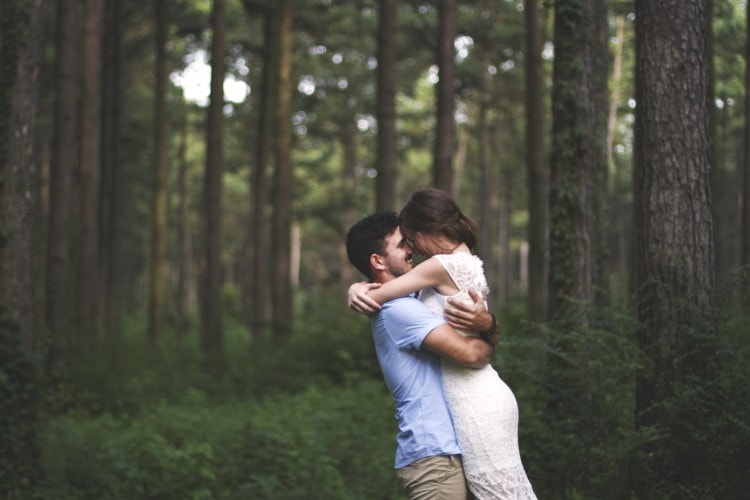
398,187,479,252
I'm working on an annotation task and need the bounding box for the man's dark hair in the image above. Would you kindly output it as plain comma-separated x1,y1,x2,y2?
346,212,399,280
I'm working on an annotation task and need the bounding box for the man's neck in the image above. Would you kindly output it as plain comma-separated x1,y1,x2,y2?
372,271,393,284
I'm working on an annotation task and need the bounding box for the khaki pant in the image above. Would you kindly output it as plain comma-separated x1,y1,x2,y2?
396,455,470,500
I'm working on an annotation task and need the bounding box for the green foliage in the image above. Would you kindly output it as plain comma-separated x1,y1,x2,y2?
40,382,401,499
496,298,643,499
52,293,379,413
23,282,750,499
36,298,404,499
506,270,750,499
645,268,750,497
626,309,750,500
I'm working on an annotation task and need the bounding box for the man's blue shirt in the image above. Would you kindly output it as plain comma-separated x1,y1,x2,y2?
371,296,461,468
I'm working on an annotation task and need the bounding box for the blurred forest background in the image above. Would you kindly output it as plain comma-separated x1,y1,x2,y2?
2,0,749,498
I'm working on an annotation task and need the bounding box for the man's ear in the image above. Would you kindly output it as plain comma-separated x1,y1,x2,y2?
369,253,385,272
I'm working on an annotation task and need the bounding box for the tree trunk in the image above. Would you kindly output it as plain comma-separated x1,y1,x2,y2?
477,88,497,292
592,0,610,310
202,0,226,369
101,0,124,338
376,0,397,211
78,0,103,341
176,117,196,335
525,0,548,323
48,0,80,368
497,168,513,305
148,0,169,343
634,0,715,489
249,5,275,339
478,87,505,305
433,0,456,195
741,0,750,274
545,1,609,491
0,0,47,490
452,127,468,195
339,115,358,288
743,2,750,276
635,0,715,410
271,0,294,336
35,130,51,341
1,0,47,348
548,0,609,324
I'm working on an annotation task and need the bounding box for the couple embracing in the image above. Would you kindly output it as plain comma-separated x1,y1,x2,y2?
346,188,536,500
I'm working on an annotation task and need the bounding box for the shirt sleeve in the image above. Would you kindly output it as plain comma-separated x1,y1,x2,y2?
380,297,446,350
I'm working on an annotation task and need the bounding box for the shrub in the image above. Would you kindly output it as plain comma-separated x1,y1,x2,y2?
40,382,404,499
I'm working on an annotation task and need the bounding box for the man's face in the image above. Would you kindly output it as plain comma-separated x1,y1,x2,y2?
380,227,414,279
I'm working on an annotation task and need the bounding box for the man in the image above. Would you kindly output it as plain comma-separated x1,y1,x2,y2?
345,212,499,500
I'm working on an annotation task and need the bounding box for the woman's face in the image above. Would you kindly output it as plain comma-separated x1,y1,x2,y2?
409,232,444,257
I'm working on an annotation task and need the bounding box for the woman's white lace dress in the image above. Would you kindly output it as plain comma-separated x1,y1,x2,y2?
419,252,536,500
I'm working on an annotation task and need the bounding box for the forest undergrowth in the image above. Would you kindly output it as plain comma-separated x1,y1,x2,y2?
10,282,750,499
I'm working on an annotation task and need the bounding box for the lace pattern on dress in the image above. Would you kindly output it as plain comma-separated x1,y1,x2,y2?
434,253,490,302
419,252,537,500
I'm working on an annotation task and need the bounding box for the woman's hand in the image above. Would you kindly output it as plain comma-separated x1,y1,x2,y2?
347,281,383,315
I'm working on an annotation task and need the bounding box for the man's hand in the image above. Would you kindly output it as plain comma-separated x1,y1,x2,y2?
444,289,488,330
347,281,382,315
444,289,499,346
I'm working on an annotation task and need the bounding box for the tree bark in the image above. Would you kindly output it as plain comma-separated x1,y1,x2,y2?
743,2,750,275
249,5,275,339
0,0,47,490
78,0,103,341
271,0,294,336
101,0,125,338
148,0,169,343
634,0,715,419
176,117,196,335
497,167,513,305
477,89,495,281
592,0,610,309
525,0,548,323
433,0,456,195
634,1,716,491
0,0,47,348
339,115,358,288
48,0,80,368
548,0,609,324
545,2,610,490
478,95,490,256
202,0,226,368
376,0,397,211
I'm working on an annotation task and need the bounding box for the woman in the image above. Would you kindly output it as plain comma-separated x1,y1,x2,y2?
349,188,536,499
